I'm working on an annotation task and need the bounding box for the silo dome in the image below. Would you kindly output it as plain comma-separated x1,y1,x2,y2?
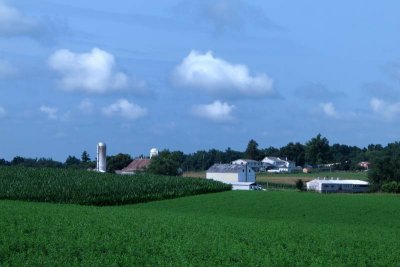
150,148,159,159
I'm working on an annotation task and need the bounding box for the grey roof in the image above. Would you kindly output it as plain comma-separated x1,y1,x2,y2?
207,164,245,173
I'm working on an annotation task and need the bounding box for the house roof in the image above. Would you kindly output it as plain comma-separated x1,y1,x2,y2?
232,159,259,163
121,158,151,172
207,164,245,173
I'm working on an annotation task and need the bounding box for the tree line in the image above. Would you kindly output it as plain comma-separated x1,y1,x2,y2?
2,134,400,192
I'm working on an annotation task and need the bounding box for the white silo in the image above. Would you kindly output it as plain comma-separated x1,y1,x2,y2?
96,142,107,172
150,148,159,159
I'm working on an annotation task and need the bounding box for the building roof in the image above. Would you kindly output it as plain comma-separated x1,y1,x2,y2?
121,158,151,172
207,164,245,173
232,159,259,163
306,179,369,185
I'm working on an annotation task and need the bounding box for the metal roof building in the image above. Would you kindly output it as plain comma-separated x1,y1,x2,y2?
306,178,369,193
206,164,256,190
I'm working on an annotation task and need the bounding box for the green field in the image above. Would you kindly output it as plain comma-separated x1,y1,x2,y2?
0,167,230,205
1,191,400,266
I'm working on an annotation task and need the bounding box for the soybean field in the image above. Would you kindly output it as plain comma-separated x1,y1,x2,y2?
1,191,400,266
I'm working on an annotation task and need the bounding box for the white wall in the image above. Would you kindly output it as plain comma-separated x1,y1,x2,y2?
206,172,239,183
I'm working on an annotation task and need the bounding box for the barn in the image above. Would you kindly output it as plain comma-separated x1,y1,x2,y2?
116,158,151,175
206,164,256,190
306,178,369,193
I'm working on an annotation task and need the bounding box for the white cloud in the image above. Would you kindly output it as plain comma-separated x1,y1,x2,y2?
370,98,400,119
0,1,38,36
39,105,58,120
49,48,145,93
102,99,147,120
0,106,6,118
173,50,274,97
78,99,94,114
320,102,338,118
0,59,17,78
191,100,235,122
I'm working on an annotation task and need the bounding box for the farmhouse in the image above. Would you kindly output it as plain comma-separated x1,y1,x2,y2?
206,164,256,190
231,159,263,171
116,158,151,175
262,157,296,173
306,178,369,193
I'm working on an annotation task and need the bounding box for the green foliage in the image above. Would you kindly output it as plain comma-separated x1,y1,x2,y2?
305,134,331,165
381,181,400,193
279,142,305,166
81,150,90,163
245,139,259,160
65,155,81,168
0,166,231,206
106,153,132,173
295,179,304,191
1,191,400,266
368,142,400,191
147,150,181,176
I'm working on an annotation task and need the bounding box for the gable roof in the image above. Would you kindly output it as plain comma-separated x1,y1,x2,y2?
122,158,151,172
232,159,260,163
207,164,246,173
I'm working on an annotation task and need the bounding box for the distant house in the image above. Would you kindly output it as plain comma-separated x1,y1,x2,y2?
231,159,262,172
358,161,370,170
262,157,296,173
206,164,256,190
306,178,369,193
117,158,151,175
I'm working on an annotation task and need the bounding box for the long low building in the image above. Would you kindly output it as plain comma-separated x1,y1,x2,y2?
306,178,369,193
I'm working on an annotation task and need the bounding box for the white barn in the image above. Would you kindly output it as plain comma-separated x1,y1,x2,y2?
306,178,369,193
206,164,256,190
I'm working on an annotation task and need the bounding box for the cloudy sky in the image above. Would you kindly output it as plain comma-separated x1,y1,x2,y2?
1,0,400,161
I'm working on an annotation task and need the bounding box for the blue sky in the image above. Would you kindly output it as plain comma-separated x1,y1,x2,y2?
1,0,400,161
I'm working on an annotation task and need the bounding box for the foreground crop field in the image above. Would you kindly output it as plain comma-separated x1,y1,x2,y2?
0,167,230,205
1,191,400,266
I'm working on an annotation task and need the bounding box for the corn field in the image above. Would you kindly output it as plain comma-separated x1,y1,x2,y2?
0,166,231,206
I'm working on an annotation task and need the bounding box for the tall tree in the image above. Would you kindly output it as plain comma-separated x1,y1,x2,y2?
305,134,331,165
81,151,91,163
245,139,259,160
147,150,181,176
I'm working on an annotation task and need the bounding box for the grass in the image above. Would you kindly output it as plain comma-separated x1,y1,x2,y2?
0,167,231,206
1,191,400,266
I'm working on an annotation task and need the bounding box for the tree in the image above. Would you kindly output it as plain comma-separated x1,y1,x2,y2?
295,179,304,191
81,151,91,163
65,156,81,168
106,153,132,173
147,150,181,176
245,139,259,160
279,142,305,166
305,134,331,165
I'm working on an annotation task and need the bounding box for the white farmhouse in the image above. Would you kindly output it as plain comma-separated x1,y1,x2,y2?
231,159,262,172
206,164,256,190
262,157,296,172
306,178,369,193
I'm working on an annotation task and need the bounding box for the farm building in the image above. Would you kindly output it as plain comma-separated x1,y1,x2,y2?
231,159,263,172
306,178,369,193
206,164,256,190
116,158,151,175
262,157,296,172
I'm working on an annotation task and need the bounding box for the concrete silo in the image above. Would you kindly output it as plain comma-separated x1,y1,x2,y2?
96,142,107,172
